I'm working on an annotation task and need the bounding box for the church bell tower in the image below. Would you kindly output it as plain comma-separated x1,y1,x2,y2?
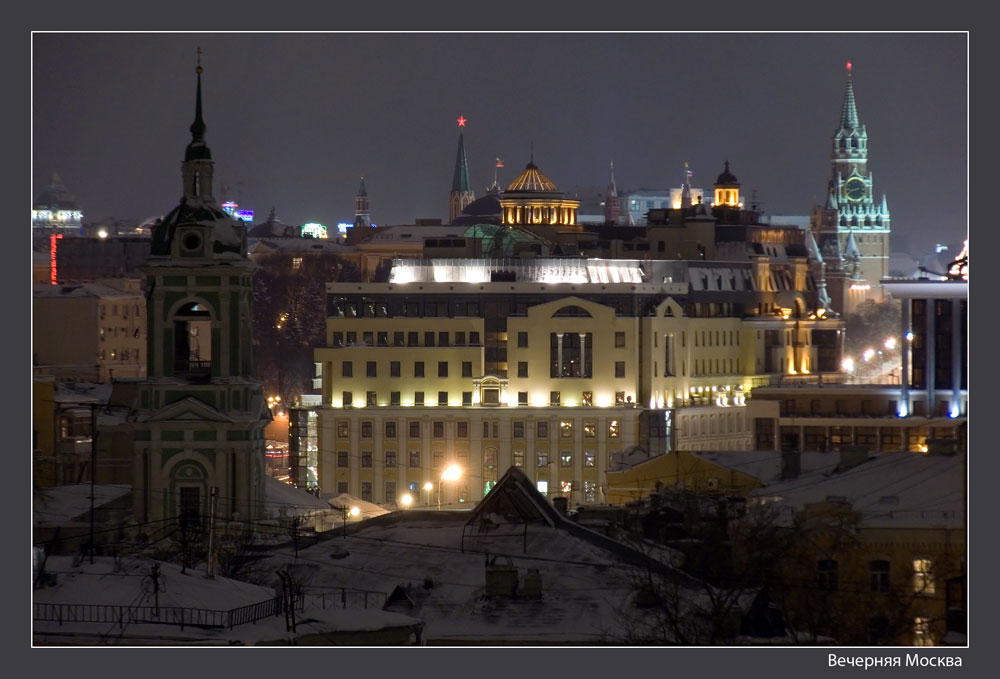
131,55,270,527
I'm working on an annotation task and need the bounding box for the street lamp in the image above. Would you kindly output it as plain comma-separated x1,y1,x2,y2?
400,493,413,508
438,464,463,510
423,481,433,507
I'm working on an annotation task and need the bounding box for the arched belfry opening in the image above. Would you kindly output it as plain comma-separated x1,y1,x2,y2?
173,301,213,377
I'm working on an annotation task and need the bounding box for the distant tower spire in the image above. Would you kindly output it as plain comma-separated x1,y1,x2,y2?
449,116,475,223
354,176,371,228
841,60,860,129
681,162,692,208
603,161,620,225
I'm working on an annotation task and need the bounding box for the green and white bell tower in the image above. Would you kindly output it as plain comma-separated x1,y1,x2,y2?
130,57,270,527
811,61,891,316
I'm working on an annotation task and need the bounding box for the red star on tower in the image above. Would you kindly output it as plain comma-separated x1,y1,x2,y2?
457,115,467,127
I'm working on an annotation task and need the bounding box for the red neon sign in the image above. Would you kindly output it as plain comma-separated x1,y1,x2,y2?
49,234,62,285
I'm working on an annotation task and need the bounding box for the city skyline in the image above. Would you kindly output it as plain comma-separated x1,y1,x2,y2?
33,32,966,255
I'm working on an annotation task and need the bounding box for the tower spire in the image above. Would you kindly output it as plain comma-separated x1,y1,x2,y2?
604,161,620,226
448,116,475,223
185,48,211,162
840,60,860,129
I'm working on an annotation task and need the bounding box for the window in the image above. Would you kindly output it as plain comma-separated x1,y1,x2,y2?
408,450,420,468
513,450,524,467
414,362,424,378
560,481,573,495
438,331,449,347
537,421,549,438
818,559,838,591
342,391,353,407
346,332,357,345
385,421,397,438
462,392,472,406
462,361,472,378
582,391,593,407
363,331,374,346
364,361,376,378
385,481,397,504
409,421,421,438
457,421,469,438
366,391,377,406
615,361,625,378
513,421,525,438
337,481,349,494
337,451,349,468
407,331,418,346
536,480,548,497
377,331,388,346
518,331,528,347
337,422,349,438
608,420,619,438
361,421,373,438
615,391,625,406
390,391,401,406
536,452,549,467
550,391,561,406
517,361,528,378
390,361,400,377
394,331,405,346
361,451,372,468
518,391,528,406
424,331,435,347
360,481,373,502
913,558,935,594
870,560,890,593
415,391,424,406
583,421,596,438
584,480,597,503
432,450,444,469
455,331,466,346
342,362,353,377
584,451,596,467
438,391,448,406
912,617,932,646
560,452,573,467
615,332,625,348
438,362,448,378
467,331,479,345
385,451,397,467
433,421,445,438
560,420,573,438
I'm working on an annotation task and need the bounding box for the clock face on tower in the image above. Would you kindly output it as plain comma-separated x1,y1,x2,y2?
845,177,866,202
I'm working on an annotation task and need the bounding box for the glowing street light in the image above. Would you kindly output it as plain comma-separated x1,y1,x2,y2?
884,337,897,351
438,464,463,510
400,493,413,508
423,481,434,507
863,348,875,362
842,357,855,373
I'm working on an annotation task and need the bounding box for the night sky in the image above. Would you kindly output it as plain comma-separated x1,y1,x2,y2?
32,33,966,256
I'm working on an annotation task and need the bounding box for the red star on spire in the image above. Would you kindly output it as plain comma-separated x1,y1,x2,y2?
457,115,467,127
846,60,852,71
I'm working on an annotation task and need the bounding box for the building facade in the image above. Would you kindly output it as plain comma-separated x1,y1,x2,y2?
312,255,842,507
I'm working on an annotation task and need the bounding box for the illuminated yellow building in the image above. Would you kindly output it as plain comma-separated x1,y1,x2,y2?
312,256,842,507
603,450,764,505
500,159,581,231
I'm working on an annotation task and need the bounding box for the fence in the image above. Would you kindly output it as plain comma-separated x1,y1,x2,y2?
34,595,302,631
310,587,387,611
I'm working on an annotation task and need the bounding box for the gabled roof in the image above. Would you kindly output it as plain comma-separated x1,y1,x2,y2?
141,395,236,423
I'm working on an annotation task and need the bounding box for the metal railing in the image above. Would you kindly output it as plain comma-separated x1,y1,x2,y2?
34,595,300,630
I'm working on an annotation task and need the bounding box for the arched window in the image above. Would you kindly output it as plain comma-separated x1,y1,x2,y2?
173,301,213,377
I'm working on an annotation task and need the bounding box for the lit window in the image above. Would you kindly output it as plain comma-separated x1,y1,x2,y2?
560,481,573,494
912,617,933,646
560,420,573,438
536,452,549,467
913,558,935,594
292,257,302,270
608,420,620,438
513,450,524,467
584,451,596,467
582,391,593,407
536,480,548,497
583,421,596,438
560,453,573,467
584,480,597,502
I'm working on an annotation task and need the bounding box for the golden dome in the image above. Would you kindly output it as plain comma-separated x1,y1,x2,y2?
505,162,559,193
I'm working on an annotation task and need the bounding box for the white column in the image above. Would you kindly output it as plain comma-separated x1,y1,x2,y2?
556,333,564,377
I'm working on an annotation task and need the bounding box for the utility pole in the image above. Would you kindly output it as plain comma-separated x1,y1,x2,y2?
87,404,97,564
205,486,218,579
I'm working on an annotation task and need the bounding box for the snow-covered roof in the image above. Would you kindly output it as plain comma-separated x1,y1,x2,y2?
751,451,964,528
690,450,834,486
33,484,131,527
264,476,331,513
